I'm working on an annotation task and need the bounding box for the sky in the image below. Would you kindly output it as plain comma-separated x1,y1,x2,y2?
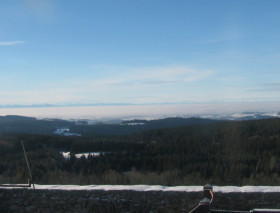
1,0,280,108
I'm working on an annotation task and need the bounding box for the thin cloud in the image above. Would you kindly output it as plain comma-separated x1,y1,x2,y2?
198,33,245,44
143,80,178,85
0,65,215,105
247,83,280,92
23,0,56,22
200,37,238,44
0,88,83,105
129,66,214,84
84,66,214,87
0,41,26,46
262,83,280,87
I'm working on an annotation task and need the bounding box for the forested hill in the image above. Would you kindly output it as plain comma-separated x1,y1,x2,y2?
0,115,219,135
1,118,280,185
72,117,220,135
0,115,71,134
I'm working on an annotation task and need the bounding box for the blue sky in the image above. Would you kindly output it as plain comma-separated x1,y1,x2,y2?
1,0,280,106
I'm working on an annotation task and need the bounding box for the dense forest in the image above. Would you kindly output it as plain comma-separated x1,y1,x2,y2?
0,115,219,135
0,118,280,186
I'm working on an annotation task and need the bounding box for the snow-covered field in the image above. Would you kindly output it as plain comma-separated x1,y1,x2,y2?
1,184,280,193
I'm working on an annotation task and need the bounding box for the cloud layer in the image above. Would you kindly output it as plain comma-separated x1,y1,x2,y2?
0,65,215,105
0,41,25,46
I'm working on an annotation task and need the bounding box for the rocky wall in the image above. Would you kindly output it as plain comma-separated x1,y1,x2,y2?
0,188,280,213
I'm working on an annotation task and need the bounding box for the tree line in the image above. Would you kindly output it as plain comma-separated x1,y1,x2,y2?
0,118,280,185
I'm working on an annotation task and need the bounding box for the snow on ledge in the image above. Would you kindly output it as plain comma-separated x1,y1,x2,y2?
1,184,280,193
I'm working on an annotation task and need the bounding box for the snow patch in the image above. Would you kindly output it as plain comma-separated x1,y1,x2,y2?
120,122,145,126
1,184,280,193
54,128,81,136
60,152,103,159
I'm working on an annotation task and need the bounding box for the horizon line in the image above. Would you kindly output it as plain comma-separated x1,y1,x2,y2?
1,101,280,109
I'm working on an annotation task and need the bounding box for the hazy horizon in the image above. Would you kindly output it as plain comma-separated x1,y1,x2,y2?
0,102,279,121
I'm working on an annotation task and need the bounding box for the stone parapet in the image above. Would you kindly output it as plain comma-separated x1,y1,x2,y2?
0,189,280,213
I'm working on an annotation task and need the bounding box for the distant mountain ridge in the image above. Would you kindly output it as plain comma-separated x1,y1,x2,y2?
0,115,219,135
204,112,280,120
0,115,70,135
0,112,279,135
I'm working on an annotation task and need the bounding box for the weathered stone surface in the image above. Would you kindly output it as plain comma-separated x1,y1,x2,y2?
25,205,37,212
9,205,20,212
0,188,280,213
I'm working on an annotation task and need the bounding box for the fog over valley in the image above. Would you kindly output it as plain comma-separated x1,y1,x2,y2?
0,102,280,122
